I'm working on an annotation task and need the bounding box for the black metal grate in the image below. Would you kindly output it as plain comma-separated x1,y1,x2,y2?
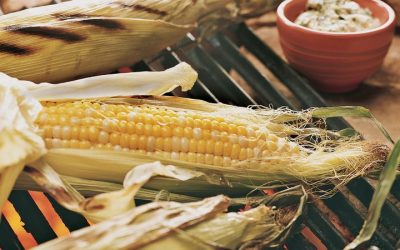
1,22,399,249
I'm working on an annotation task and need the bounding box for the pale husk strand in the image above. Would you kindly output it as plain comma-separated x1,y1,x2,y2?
23,62,197,101
28,160,205,223
0,74,46,211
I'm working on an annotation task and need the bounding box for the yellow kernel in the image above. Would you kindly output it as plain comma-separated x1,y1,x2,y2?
223,142,232,156
88,126,100,142
52,126,62,138
163,137,172,152
237,126,247,136
129,135,138,149
205,154,214,165
247,148,254,159
120,134,130,148
229,134,239,144
215,141,223,156
228,124,237,134
213,156,224,166
118,120,128,133
79,141,91,149
70,139,80,148
45,138,52,148
155,138,164,151
193,119,202,128
59,115,68,125
266,141,278,151
110,133,121,145
189,139,197,153
188,152,196,162
44,126,53,138
79,127,89,140
136,123,144,135
161,126,172,137
48,116,58,126
183,127,192,138
144,114,154,125
231,144,240,159
117,112,128,120
193,128,202,139
186,117,194,127
179,152,188,162
138,136,147,150
238,136,248,148
134,113,145,123
211,120,219,131
61,140,70,148
197,140,206,154
239,148,247,161
173,127,184,137
181,138,189,153
223,157,231,167
61,126,71,140
220,132,229,142
206,140,215,154
203,130,211,140
219,122,229,132
144,124,152,136
126,122,135,134
196,153,205,164
152,125,162,137
201,119,211,130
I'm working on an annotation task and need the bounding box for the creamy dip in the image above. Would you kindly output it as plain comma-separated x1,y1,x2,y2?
294,0,381,32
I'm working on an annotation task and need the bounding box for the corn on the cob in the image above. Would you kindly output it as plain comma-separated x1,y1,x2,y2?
36,100,304,168
0,0,279,83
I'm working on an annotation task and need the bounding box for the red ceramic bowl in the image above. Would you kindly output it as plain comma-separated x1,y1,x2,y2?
276,0,396,93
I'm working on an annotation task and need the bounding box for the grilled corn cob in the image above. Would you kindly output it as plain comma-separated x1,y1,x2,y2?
0,0,279,83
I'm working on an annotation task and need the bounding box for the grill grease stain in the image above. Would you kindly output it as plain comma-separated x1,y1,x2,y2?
6,25,85,42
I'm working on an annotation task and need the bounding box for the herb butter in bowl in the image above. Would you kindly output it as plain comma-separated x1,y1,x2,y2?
276,0,396,93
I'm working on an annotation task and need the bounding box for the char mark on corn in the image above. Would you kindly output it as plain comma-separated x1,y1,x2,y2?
5,25,86,43
111,3,168,16
0,42,32,55
53,14,125,30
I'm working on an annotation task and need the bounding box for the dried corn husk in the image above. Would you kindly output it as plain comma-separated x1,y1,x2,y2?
0,63,196,210
0,0,281,83
0,73,46,211
30,170,306,250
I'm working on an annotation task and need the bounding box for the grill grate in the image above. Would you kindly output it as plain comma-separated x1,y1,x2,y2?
1,22,399,250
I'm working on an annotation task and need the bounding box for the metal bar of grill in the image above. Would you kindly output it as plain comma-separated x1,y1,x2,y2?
1,22,399,249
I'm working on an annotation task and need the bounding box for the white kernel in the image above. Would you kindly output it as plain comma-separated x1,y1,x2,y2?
171,152,180,160
128,112,136,121
193,128,202,139
113,145,122,151
181,138,189,152
52,138,62,148
98,131,109,144
70,117,80,125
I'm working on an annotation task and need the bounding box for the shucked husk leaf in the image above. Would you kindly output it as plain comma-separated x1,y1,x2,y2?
0,0,281,83
0,73,46,212
30,173,306,250
27,160,205,223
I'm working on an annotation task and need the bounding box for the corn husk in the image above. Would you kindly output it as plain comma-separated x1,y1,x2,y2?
0,0,283,83
30,176,306,250
0,63,196,211
0,73,46,211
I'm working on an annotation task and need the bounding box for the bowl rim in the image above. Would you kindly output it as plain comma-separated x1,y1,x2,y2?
276,0,396,36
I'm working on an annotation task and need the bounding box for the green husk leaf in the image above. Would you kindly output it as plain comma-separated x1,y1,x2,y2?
311,106,394,144
344,140,400,250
